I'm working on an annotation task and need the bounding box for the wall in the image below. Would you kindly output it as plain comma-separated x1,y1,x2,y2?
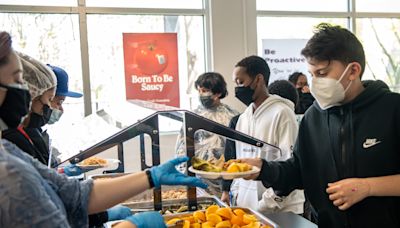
208,0,257,113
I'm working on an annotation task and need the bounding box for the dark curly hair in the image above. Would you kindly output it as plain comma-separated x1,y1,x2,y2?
301,23,365,78
268,80,299,106
235,55,270,86
195,72,228,99
288,72,304,85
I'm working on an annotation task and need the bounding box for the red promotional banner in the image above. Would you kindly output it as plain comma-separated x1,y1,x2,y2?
123,33,180,107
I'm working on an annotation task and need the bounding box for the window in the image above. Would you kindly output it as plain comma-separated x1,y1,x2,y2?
0,1,208,121
356,0,400,13
86,0,203,9
87,14,206,113
0,13,84,122
0,0,76,6
257,0,400,92
256,0,347,12
357,18,400,92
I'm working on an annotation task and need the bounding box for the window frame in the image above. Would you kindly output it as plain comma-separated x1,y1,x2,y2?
0,0,211,116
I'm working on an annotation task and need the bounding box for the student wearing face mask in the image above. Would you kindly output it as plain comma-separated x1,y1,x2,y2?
242,23,400,227
288,72,315,114
175,72,239,196
221,55,305,215
39,64,83,166
2,52,58,166
0,31,207,228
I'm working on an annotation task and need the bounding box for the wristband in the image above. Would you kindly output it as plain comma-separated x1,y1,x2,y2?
145,169,154,188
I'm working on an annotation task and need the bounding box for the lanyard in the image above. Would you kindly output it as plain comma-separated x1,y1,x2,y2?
17,126,34,145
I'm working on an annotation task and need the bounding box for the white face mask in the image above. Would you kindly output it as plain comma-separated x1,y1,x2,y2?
47,108,63,125
310,64,353,110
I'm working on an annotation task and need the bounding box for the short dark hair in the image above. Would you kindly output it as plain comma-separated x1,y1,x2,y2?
301,23,366,78
268,80,299,106
235,55,270,86
288,72,304,85
0,31,12,67
195,72,228,99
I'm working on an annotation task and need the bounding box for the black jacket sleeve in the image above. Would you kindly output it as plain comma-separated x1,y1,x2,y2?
221,115,240,192
256,133,304,195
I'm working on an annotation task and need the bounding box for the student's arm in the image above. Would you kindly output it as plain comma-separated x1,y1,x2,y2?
88,157,207,214
242,150,303,195
326,174,400,210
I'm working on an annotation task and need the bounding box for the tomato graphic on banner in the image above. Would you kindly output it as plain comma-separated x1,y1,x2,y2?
123,33,180,107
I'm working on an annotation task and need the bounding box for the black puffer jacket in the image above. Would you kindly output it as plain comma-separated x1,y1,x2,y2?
258,80,400,227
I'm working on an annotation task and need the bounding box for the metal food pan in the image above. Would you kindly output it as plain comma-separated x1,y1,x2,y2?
124,196,227,214
163,206,279,228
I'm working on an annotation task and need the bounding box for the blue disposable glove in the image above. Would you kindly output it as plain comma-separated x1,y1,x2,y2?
63,164,83,176
150,156,207,189
125,211,166,228
107,205,132,221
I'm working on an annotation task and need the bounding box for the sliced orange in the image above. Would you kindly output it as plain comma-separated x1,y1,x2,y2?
232,225,240,228
206,205,220,215
230,215,244,226
226,163,240,173
232,209,246,217
191,223,201,228
182,216,195,223
193,210,206,222
242,214,258,225
215,220,231,228
201,221,216,228
182,220,191,228
166,218,181,225
216,207,232,219
241,222,261,228
206,214,223,225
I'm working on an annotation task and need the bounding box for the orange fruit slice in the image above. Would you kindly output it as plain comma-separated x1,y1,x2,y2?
233,209,246,217
206,205,220,215
206,214,223,225
182,220,191,228
215,220,232,228
226,163,240,173
201,221,216,228
216,207,232,219
193,210,206,222
166,218,181,225
191,223,201,228
242,214,258,225
230,215,244,226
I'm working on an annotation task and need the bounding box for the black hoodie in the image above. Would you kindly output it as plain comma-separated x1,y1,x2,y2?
257,80,400,227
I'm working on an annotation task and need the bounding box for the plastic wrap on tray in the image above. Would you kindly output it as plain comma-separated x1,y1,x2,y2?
89,173,210,204
123,196,227,214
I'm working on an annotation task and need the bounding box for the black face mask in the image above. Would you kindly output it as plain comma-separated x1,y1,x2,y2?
0,84,31,128
28,104,52,128
200,95,215,109
235,86,255,106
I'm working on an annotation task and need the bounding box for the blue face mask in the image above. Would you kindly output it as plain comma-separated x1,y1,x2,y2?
47,108,63,125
